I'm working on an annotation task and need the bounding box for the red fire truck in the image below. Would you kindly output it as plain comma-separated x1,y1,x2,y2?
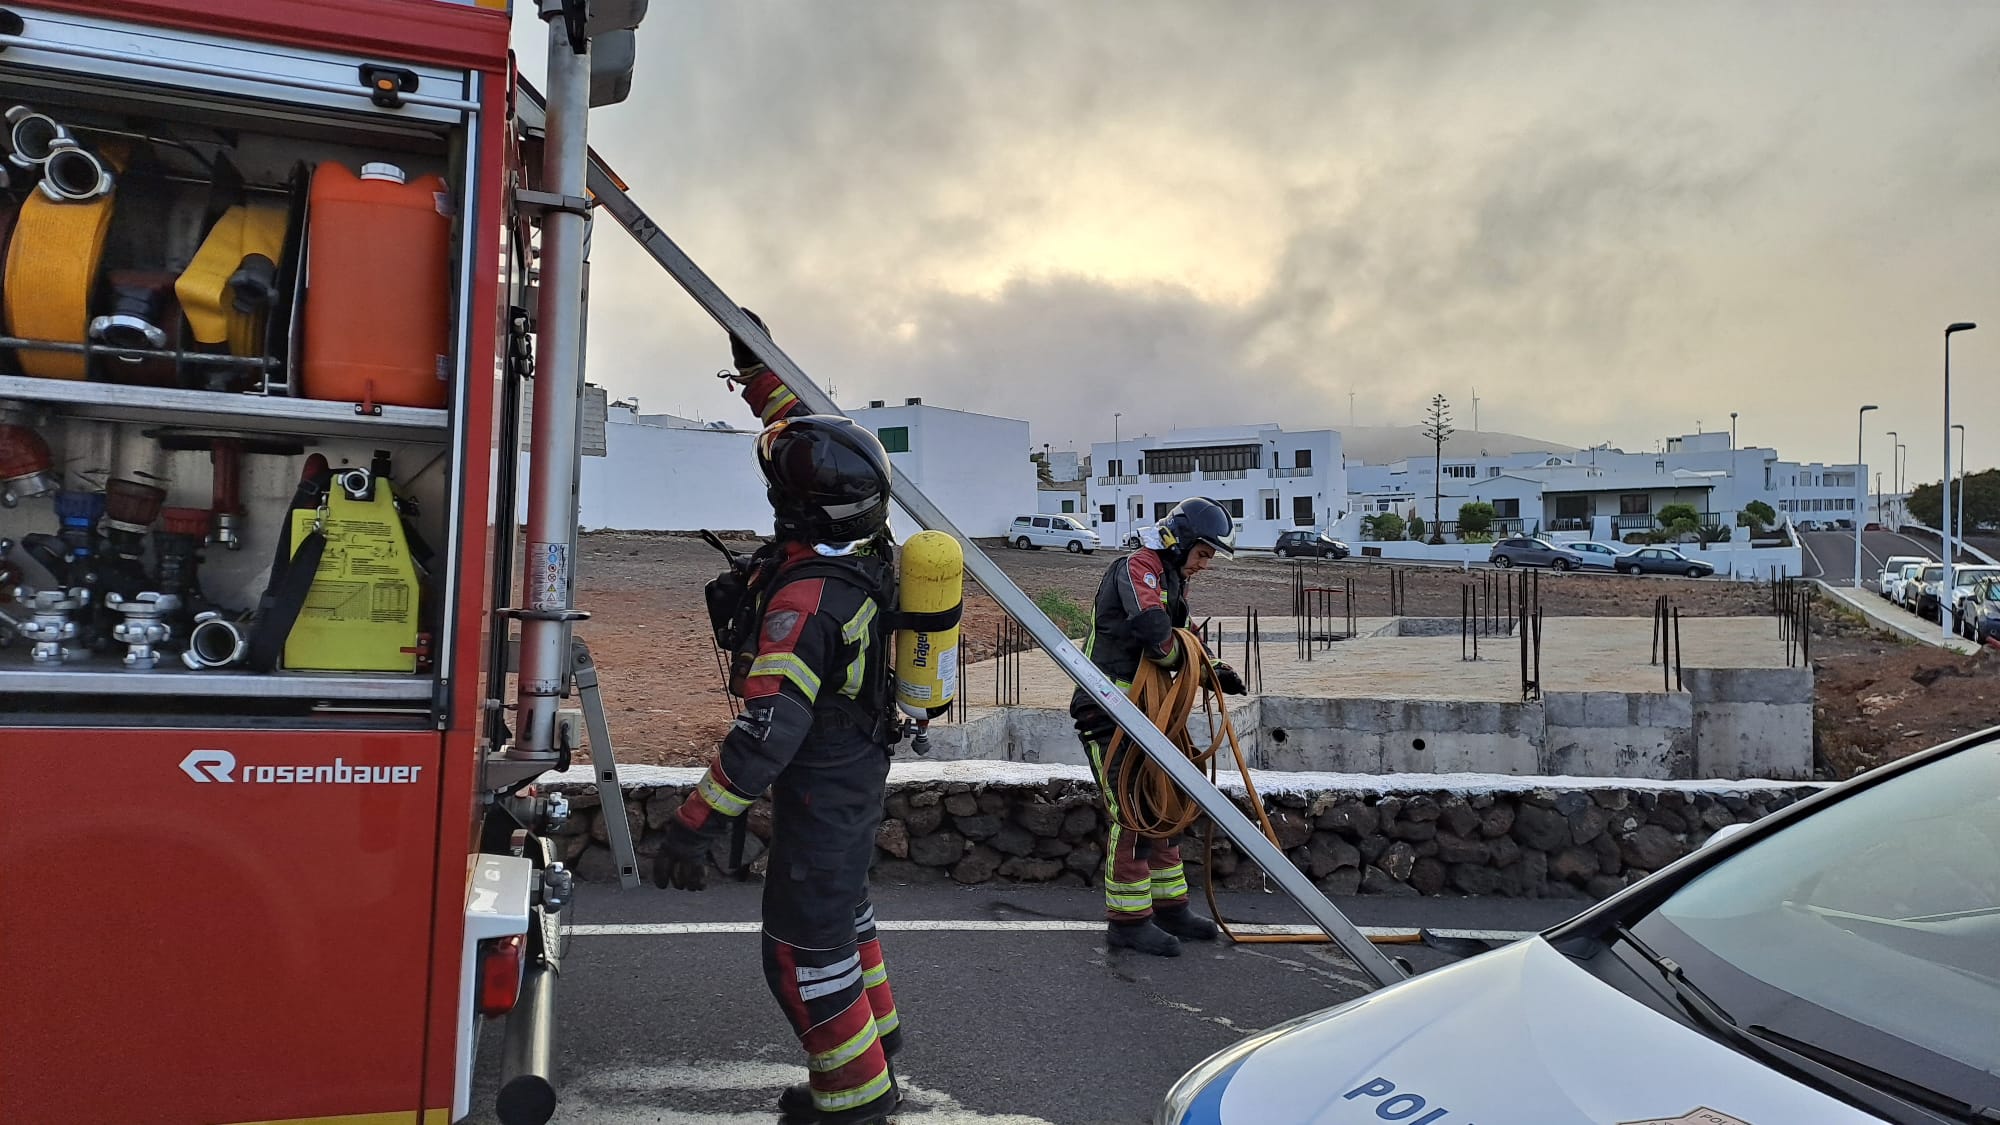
0,2,632,1122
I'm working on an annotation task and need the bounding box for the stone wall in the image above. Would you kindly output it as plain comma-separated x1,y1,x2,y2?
553,770,1822,900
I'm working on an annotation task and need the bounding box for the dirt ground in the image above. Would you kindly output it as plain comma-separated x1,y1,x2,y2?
567,532,1994,777
1809,605,2000,777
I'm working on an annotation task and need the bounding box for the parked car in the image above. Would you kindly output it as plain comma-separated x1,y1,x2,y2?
1884,561,1928,607
1158,727,2000,1125
1878,555,1931,600
1273,530,1349,559
1614,547,1715,578
1903,564,1943,615
1962,576,2000,643
1564,541,1626,570
1006,514,1098,553
1488,536,1585,571
1945,566,2000,635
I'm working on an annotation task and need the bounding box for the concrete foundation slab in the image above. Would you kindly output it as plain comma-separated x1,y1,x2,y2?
934,615,1810,780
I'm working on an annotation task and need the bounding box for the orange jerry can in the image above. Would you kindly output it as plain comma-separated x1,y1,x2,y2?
301,162,452,409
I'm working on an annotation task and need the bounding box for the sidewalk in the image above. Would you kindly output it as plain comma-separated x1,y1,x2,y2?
1817,582,1982,654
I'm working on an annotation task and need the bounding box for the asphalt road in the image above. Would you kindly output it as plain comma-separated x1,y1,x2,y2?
471,882,1579,1125
1797,528,1951,586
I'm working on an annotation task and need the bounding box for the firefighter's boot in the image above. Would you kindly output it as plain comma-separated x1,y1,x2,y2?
1106,918,1181,957
1153,904,1219,942
778,1073,903,1123
776,1031,903,1120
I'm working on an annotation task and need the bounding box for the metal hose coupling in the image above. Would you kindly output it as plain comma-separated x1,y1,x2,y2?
108,591,180,670
89,272,174,357
38,138,113,203
5,105,67,169
12,585,89,665
182,611,250,670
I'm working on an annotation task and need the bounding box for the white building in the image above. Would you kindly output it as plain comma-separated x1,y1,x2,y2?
524,407,767,533
1031,447,1089,517
855,398,1037,539
1088,424,1344,550
1346,429,1868,541
535,397,1036,539
1767,460,1865,526
1034,449,1085,484
1038,484,1087,518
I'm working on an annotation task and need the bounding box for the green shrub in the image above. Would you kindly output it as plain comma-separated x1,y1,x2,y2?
1363,513,1406,541
1033,589,1091,639
1737,500,1776,533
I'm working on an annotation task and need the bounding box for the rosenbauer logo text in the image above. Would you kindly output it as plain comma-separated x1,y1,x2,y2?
179,749,424,785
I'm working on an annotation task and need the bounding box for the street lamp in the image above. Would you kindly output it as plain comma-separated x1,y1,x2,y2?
1887,430,1901,524
1954,423,1968,563
1945,322,1977,641
1730,412,1738,450
1898,443,1909,525
1112,411,1123,544
1855,405,1877,587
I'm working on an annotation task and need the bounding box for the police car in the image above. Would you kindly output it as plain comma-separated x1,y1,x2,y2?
1160,726,2000,1125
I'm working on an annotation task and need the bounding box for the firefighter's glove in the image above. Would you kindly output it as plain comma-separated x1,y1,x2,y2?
1211,661,1248,696
728,307,771,372
1071,702,1119,745
654,818,713,892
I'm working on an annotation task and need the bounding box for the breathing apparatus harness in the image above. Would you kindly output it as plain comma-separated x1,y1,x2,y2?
701,529,953,749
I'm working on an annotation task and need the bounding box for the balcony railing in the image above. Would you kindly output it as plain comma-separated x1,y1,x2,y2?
1272,467,1313,478
1096,474,1138,486
1147,471,1193,483
1611,511,1728,535
1203,469,1249,481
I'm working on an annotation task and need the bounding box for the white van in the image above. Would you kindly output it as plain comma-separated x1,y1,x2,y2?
1007,514,1099,553
1877,554,1931,599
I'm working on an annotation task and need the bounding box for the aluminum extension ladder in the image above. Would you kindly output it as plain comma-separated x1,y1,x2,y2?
514,82,1403,988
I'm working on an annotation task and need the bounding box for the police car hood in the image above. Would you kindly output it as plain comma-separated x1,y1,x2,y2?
1196,937,1880,1125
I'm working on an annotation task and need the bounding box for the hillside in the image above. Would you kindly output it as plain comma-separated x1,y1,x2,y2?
1339,424,1576,465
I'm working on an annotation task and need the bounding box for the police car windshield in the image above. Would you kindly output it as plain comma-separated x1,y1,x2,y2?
1636,735,2000,1111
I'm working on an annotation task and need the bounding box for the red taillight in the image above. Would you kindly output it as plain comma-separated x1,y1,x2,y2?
479,934,526,1017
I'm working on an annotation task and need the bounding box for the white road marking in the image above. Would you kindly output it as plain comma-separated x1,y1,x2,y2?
553,1060,1059,1124
1797,533,1824,578
1232,943,1377,992
564,920,1537,941
1859,537,1886,574
1154,996,1258,1034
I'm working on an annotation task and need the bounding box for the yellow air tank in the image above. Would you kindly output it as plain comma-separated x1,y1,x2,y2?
895,530,963,718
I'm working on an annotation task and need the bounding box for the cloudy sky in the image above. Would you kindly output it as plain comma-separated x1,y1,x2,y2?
514,1,2000,484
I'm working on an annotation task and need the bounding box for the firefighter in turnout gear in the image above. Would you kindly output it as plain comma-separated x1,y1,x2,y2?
1069,496,1249,957
655,313,904,1124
